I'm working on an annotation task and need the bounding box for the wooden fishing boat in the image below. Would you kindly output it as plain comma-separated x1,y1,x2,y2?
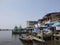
19,34,32,42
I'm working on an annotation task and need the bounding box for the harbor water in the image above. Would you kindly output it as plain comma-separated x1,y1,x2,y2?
0,31,60,45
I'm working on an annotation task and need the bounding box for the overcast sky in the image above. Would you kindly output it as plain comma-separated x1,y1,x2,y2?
0,0,60,29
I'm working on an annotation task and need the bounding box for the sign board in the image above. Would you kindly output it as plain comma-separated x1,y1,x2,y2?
56,27,60,30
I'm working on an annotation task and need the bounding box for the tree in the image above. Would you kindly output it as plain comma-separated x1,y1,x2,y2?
18,25,22,31
14,26,18,31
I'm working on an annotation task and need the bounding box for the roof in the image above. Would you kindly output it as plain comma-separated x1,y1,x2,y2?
44,12,60,17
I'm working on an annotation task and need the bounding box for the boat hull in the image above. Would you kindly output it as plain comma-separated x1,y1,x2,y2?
12,31,27,34
19,37,32,42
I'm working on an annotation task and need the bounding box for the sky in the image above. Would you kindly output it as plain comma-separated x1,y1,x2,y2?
0,0,60,29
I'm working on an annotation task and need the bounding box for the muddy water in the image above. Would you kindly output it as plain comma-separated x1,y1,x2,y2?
0,31,60,45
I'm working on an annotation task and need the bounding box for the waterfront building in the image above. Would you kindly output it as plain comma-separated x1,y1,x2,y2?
27,21,38,28
26,21,38,34
42,12,60,40
38,12,60,27
42,12,60,23
38,12,60,26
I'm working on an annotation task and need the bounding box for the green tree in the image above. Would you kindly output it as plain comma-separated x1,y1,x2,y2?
18,25,22,31
14,26,18,31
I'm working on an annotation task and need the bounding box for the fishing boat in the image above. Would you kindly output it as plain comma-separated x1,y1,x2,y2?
19,34,32,42
12,30,20,34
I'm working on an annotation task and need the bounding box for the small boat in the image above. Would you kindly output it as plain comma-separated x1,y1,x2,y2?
19,36,33,45
12,30,27,34
12,31,20,34
19,34,32,42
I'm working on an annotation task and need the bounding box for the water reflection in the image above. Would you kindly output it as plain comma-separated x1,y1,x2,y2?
33,40,60,45
18,34,33,45
20,40,33,45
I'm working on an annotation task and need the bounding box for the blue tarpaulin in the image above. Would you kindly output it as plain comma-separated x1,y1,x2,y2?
43,28,49,32
47,22,54,25
52,22,60,27
45,22,55,26
32,27,39,33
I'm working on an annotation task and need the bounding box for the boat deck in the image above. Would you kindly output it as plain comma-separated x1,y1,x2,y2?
32,36,45,42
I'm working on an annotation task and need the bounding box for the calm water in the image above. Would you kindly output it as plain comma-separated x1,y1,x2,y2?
0,31,60,45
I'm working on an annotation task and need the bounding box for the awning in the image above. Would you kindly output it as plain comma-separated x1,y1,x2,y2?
52,22,60,27
32,28,39,33
45,22,55,26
